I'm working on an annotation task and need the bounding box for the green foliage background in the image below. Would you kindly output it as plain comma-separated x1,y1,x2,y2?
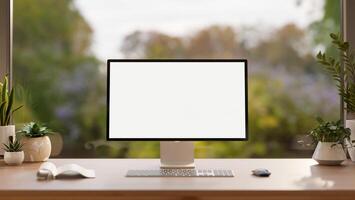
13,0,341,158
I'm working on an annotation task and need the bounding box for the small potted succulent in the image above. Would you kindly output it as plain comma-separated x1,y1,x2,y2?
3,136,24,165
300,118,350,165
0,76,23,155
18,122,53,162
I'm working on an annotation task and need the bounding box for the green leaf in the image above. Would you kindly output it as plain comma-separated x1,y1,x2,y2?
1,77,7,104
0,101,6,126
316,51,323,59
11,105,23,114
5,89,14,125
316,117,323,123
330,33,338,40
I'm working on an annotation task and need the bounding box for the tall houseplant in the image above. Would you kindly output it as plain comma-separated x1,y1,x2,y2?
0,76,23,155
317,33,355,160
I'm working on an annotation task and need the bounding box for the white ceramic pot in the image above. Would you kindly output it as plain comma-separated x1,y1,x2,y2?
22,136,51,162
4,151,24,165
346,119,355,161
0,125,15,155
312,142,346,165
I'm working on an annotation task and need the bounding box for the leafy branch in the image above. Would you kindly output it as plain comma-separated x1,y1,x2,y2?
317,33,355,113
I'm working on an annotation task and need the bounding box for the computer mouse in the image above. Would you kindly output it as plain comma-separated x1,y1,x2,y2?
252,168,271,177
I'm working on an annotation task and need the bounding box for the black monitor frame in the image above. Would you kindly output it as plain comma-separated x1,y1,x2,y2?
107,59,248,141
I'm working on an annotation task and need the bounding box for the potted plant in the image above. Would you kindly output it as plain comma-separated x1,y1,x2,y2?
18,122,53,162
0,76,23,155
2,136,24,165
301,118,350,165
317,33,355,160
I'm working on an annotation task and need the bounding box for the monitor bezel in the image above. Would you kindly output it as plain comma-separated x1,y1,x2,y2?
107,59,248,141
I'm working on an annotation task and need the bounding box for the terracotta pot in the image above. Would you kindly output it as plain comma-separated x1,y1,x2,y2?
0,125,15,155
4,151,24,165
312,142,346,165
22,136,51,162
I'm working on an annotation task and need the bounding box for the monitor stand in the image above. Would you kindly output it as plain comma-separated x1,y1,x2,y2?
160,141,195,168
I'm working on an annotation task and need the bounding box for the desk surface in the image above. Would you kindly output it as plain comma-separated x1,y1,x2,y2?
1,159,355,199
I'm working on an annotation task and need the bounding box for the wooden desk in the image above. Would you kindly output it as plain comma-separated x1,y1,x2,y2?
1,159,355,200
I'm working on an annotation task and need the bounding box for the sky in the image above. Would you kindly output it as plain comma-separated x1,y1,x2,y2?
74,0,324,61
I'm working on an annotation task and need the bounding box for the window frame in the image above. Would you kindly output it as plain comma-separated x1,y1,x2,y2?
342,0,355,120
0,0,12,86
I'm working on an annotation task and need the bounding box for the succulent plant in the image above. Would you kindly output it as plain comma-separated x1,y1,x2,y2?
3,136,23,152
0,76,23,126
17,122,53,138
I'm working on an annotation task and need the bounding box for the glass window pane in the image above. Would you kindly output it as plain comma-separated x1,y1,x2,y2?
13,0,340,158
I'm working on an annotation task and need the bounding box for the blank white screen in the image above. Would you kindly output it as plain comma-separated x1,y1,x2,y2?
109,61,246,139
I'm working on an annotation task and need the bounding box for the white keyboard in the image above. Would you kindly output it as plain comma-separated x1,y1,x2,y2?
126,169,234,177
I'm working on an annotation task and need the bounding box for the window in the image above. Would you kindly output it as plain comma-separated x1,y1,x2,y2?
12,0,340,158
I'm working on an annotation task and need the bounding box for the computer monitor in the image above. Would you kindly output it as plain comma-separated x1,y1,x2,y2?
107,59,247,168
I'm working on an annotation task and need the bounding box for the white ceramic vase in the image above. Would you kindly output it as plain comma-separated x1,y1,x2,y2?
346,119,355,161
4,151,24,165
312,142,346,165
0,125,15,156
22,136,51,162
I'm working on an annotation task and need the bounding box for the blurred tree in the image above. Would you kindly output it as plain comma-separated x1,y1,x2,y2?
187,26,244,58
121,24,339,158
310,0,341,56
122,31,186,58
122,26,246,59
249,24,317,74
13,0,106,156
